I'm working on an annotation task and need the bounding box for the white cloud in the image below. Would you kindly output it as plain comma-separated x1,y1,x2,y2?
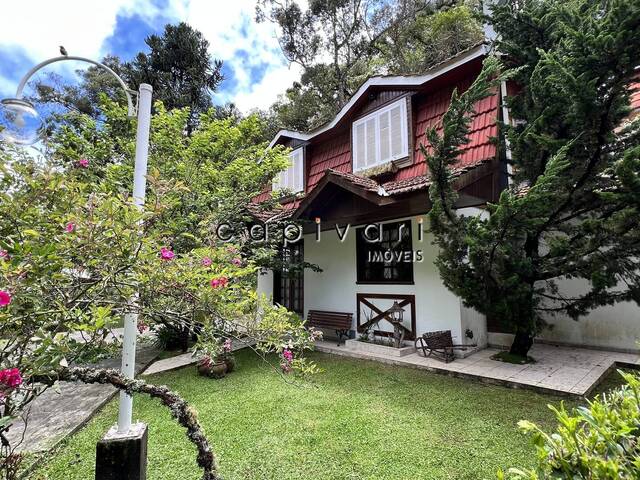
0,0,297,113
170,0,298,112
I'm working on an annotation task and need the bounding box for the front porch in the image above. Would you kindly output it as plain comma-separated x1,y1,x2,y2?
314,340,640,397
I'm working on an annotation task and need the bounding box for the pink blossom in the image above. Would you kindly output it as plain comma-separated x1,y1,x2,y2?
226,245,238,254
137,320,149,334
201,257,212,267
223,339,232,353
283,349,294,362
0,250,8,260
0,291,11,307
77,158,89,168
210,276,228,289
0,368,23,388
65,222,76,233
231,257,242,267
160,247,175,261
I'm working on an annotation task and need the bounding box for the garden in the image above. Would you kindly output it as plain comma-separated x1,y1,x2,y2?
0,0,639,479
30,350,577,480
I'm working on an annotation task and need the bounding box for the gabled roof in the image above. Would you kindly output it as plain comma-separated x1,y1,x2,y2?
268,43,490,149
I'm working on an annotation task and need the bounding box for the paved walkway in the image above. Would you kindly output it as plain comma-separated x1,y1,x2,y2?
142,338,256,375
8,347,158,453
315,340,640,397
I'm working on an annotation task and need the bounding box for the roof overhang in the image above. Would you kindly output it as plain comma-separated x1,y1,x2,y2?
268,43,490,149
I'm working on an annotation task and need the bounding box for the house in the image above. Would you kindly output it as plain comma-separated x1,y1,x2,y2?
254,43,640,354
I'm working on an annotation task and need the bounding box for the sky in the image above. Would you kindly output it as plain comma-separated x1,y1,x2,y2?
0,0,302,113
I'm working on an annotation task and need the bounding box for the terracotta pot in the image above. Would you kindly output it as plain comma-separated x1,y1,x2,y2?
197,360,227,379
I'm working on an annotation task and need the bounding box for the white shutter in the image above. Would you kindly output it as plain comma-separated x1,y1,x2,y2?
365,117,377,166
354,122,366,170
292,148,303,192
352,98,408,172
379,110,391,163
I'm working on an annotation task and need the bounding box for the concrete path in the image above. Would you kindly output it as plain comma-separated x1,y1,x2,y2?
142,338,256,376
7,347,158,454
316,340,640,397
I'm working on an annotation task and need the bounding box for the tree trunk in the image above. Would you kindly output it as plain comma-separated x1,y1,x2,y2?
509,330,534,357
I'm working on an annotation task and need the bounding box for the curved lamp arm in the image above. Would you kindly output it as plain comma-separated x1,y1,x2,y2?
14,55,138,117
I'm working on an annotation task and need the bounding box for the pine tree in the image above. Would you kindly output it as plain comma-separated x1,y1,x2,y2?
425,0,640,357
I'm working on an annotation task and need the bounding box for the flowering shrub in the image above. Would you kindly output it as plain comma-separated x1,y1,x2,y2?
499,371,640,480
0,101,314,478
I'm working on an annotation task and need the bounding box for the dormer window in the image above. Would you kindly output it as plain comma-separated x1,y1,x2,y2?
273,147,304,194
352,98,409,172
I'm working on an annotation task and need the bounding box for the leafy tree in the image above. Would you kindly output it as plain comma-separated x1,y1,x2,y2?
0,102,316,475
124,22,223,131
31,22,223,131
261,0,481,130
424,0,640,357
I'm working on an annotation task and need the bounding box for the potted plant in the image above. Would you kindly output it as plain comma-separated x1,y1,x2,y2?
197,355,227,378
195,337,233,379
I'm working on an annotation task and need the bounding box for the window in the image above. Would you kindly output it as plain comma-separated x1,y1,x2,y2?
356,220,414,284
273,241,304,314
352,99,409,171
273,148,304,193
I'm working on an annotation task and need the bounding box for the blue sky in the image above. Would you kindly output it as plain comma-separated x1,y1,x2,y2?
0,0,301,112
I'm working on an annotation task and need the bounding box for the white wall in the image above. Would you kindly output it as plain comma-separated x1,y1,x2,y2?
538,276,640,352
256,269,273,300
303,216,467,342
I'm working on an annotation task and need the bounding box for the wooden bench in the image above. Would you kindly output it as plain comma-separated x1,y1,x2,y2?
307,310,353,346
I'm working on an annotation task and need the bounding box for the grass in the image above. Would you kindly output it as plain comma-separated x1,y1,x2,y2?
31,350,576,480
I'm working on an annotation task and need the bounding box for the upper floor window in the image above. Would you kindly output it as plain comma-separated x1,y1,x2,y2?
352,98,409,172
273,147,304,194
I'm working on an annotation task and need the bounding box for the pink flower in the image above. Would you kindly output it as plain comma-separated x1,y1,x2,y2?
231,257,242,267
137,320,148,334
0,250,8,260
201,257,212,267
160,247,175,261
226,245,238,254
210,276,228,289
65,222,75,233
0,291,11,307
282,349,294,362
77,158,89,168
0,368,23,388
223,339,232,353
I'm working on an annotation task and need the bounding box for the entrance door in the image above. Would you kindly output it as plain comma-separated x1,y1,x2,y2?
273,241,304,315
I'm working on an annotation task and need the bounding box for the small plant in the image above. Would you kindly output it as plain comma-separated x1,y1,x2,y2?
499,370,640,479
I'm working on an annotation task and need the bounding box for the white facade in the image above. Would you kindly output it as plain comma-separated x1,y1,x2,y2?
258,214,640,354
257,216,485,349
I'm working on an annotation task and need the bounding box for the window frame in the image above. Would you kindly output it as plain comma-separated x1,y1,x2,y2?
352,98,409,172
273,147,304,194
355,220,414,285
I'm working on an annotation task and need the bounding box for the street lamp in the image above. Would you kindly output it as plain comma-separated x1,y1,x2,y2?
0,54,152,477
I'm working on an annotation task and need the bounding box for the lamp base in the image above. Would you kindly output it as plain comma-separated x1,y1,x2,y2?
95,422,148,480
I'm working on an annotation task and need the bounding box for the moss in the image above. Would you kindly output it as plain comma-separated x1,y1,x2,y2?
491,351,536,365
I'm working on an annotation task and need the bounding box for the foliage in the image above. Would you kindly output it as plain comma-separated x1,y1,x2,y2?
32,22,223,131
261,0,483,131
500,371,640,480
424,0,640,357
0,102,316,470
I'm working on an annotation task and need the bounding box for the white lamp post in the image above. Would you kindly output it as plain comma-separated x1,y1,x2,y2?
0,55,152,438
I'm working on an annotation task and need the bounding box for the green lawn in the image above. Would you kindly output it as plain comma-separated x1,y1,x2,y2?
31,350,575,480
